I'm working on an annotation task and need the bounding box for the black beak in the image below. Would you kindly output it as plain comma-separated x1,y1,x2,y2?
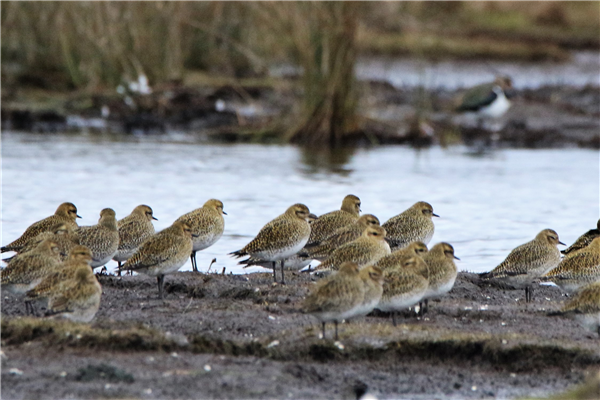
432,213,440,218
558,241,566,246
192,233,200,238
454,255,460,260
222,211,227,215
152,216,158,220
76,214,82,219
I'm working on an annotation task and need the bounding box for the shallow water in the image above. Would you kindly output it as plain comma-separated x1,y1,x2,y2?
356,51,600,90
1,132,598,274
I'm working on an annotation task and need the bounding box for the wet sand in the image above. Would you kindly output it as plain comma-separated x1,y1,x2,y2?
2,271,599,399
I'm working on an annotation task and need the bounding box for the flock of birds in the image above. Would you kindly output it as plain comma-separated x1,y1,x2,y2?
1,196,599,339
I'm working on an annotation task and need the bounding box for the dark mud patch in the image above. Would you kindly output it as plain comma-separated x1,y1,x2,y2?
2,272,599,399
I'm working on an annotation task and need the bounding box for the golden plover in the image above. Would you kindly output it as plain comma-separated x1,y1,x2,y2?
542,237,600,294
382,201,438,250
314,226,390,272
74,208,120,269
45,265,102,323
176,199,226,272
481,229,564,302
303,262,365,340
120,221,195,299
421,242,460,313
306,195,361,247
113,205,157,274
562,219,600,256
1,202,81,253
231,203,311,284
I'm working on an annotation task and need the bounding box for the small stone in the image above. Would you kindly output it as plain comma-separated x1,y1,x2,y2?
9,368,23,376
334,341,345,350
471,386,477,391
143,388,152,395
502,339,507,344
267,340,280,348
59,371,67,377
204,364,212,372
268,315,276,320
171,352,179,358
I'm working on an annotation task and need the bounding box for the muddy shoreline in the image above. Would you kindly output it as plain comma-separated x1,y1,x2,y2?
2,271,599,399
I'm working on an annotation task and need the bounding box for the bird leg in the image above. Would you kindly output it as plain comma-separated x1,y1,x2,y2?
157,274,165,299
525,286,533,303
280,259,286,285
272,261,277,282
392,311,397,327
191,251,198,272
424,299,429,314
334,320,339,341
322,322,326,339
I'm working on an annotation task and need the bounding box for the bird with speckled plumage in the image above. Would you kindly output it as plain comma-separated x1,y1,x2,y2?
542,237,600,294
2,202,81,253
113,205,157,273
303,262,365,340
74,208,120,269
301,214,380,261
44,264,102,323
176,199,226,272
420,242,460,314
551,281,600,337
315,226,390,272
120,221,195,299
392,241,428,258
562,219,600,256
4,224,78,263
1,239,63,314
353,265,384,318
26,245,94,306
382,202,438,250
376,255,429,326
306,195,361,247
231,204,311,284
481,229,564,302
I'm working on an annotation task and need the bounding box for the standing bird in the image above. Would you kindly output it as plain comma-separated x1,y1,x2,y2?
456,76,514,120
376,255,430,326
120,221,195,299
301,214,380,261
315,226,391,272
3,224,78,263
541,237,600,293
303,262,365,340
1,202,81,253
382,202,438,250
44,265,102,323
26,245,94,306
306,195,361,247
231,204,311,284
421,242,460,314
550,282,600,337
241,213,318,273
562,219,600,256
353,265,385,318
481,229,564,302
74,208,120,269
113,205,157,274
176,199,226,272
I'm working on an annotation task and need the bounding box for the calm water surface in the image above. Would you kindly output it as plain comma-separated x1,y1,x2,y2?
2,132,598,274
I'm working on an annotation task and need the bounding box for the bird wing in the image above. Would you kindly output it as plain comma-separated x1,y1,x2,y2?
457,83,497,112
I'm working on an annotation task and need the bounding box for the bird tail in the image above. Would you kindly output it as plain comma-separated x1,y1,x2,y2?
229,249,247,259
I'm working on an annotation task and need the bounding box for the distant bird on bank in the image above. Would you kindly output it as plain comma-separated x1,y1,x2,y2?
481,229,564,302
542,237,600,294
301,214,380,261
303,262,365,340
120,221,195,299
231,204,311,284
113,205,157,274
382,201,438,250
74,208,120,269
44,264,102,323
315,226,391,272
456,76,515,119
562,219,600,256
306,195,361,247
1,202,81,253
550,281,600,337
176,199,226,272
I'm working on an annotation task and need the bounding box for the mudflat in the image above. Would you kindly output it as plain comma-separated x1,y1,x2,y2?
2,271,599,399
